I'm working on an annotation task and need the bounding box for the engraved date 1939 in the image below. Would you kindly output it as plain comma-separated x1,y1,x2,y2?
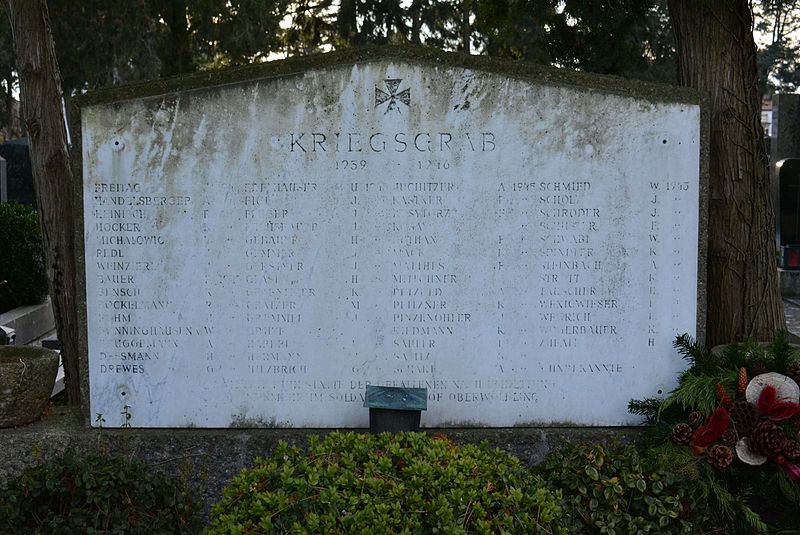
336,159,367,170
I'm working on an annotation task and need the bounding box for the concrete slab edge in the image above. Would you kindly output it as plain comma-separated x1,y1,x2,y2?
0,298,55,346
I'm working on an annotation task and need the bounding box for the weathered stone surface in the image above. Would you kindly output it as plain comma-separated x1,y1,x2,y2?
0,346,59,427
77,48,703,428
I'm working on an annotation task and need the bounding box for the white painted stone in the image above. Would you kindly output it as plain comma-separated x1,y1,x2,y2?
82,60,700,428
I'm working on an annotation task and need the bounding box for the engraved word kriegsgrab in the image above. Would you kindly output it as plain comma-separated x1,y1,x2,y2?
375,78,411,113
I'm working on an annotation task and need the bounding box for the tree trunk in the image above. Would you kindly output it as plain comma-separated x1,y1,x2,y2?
157,0,195,76
410,0,422,44
460,0,471,53
5,0,80,404
337,0,358,46
668,0,784,346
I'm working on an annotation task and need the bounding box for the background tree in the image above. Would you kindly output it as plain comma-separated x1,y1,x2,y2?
48,1,161,92
46,0,289,94
0,1,789,97
476,0,676,83
280,0,337,55
0,12,20,140
195,0,289,67
668,0,785,346
754,0,800,93
476,0,560,64
414,1,464,50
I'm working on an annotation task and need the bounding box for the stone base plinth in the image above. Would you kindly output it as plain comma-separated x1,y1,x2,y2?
0,408,644,522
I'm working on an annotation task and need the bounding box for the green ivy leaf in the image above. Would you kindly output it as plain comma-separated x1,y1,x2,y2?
585,466,600,481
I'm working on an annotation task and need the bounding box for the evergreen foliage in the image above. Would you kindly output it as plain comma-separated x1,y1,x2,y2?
537,442,699,534
0,202,49,314
0,449,201,533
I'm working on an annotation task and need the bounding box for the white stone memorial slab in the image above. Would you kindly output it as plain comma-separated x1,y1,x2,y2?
80,54,702,427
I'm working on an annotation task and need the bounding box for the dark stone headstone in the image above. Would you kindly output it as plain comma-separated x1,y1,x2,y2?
0,139,34,207
0,157,6,203
779,159,800,246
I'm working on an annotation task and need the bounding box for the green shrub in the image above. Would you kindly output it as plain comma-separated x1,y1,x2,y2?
537,442,697,534
208,431,566,534
0,449,200,534
0,202,49,313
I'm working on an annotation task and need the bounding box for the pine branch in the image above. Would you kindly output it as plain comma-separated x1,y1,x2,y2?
627,397,662,424
718,340,757,370
768,330,795,372
659,368,738,415
674,333,719,373
674,333,704,364
740,504,769,534
706,471,737,519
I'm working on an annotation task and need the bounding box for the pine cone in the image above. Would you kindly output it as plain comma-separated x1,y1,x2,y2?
752,364,769,376
721,428,738,447
707,444,734,469
671,423,693,446
751,420,788,457
737,367,748,398
729,401,759,435
716,383,733,407
787,361,800,386
688,411,706,429
784,440,800,459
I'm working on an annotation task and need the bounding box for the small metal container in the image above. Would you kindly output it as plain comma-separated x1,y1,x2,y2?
364,385,427,433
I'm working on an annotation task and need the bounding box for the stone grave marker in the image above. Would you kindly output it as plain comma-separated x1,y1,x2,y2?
779,159,800,247
76,48,705,428
0,140,35,207
0,156,6,203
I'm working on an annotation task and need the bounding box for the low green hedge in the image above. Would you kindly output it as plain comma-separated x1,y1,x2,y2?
0,449,200,534
538,442,699,534
208,431,566,534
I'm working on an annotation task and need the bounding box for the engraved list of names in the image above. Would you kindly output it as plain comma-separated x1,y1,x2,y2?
82,60,701,427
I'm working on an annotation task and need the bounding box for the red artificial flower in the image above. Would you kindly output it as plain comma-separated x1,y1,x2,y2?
775,455,800,480
691,407,730,448
757,385,800,421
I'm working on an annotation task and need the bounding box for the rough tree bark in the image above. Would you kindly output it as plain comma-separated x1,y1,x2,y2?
5,0,80,404
668,0,784,346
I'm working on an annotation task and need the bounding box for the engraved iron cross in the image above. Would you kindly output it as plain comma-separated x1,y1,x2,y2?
375,78,411,113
